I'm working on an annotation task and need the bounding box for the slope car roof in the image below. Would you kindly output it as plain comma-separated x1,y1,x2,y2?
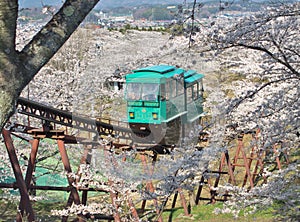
126,65,204,83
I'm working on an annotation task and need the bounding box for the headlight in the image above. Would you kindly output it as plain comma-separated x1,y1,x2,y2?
129,112,134,119
152,112,158,120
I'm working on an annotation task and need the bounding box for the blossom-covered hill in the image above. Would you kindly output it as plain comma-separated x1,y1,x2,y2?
19,28,217,119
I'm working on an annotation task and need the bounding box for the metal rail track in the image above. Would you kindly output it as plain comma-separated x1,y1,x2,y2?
16,97,147,140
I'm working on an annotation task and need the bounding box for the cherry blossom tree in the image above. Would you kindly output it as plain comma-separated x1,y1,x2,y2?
199,1,299,153
1,0,298,220
0,0,100,131
188,1,300,219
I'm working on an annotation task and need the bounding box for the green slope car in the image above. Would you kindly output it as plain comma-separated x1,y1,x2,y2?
125,65,204,145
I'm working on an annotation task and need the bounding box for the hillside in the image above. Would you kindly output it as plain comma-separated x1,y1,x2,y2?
19,28,217,118
19,0,268,10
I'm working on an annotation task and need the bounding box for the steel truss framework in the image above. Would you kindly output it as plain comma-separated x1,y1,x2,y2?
0,98,290,221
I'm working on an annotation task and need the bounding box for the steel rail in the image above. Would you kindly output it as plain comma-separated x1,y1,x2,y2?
16,97,147,139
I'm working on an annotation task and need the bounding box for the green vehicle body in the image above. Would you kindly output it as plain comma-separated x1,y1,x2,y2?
125,65,204,127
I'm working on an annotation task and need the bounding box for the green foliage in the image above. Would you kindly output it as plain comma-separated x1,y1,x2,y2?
151,7,174,20
124,23,131,30
116,23,165,34
167,24,184,36
132,6,175,21
162,202,275,222
119,28,126,34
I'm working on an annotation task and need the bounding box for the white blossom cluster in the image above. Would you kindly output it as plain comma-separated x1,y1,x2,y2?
187,1,300,220
51,202,114,217
1,2,299,220
214,162,300,220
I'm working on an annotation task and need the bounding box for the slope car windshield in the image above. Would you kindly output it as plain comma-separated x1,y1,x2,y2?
126,83,159,101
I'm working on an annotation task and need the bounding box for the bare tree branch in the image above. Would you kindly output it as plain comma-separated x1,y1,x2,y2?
235,43,299,77
229,76,298,112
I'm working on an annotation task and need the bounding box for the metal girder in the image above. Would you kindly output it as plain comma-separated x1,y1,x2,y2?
16,97,147,139
2,130,35,222
0,183,108,192
2,97,290,221
9,123,99,145
104,145,122,222
57,139,84,222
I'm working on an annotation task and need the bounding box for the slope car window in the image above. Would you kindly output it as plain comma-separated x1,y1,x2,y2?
165,80,171,100
160,84,166,100
126,83,142,100
171,79,177,98
187,86,193,103
142,83,159,101
177,78,184,96
167,78,184,98
193,83,198,100
199,81,204,96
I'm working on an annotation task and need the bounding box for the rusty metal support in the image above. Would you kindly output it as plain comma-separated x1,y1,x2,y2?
273,144,282,170
213,150,236,201
140,152,163,222
209,152,228,203
195,175,205,205
141,199,147,213
242,148,255,187
57,139,81,204
0,183,107,192
167,187,191,221
78,146,93,205
63,145,92,209
178,188,190,216
2,129,35,222
126,191,139,221
224,150,236,186
120,152,140,221
168,191,178,222
234,138,254,189
195,149,235,204
18,138,40,217
229,134,258,189
252,152,266,185
229,137,243,185
24,139,40,188
241,146,254,189
243,132,260,187
108,180,121,222
242,131,266,187
104,145,122,222
57,139,83,222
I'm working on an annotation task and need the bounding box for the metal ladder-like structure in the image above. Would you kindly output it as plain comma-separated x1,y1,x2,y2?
1,97,140,222
1,98,185,221
194,130,290,205
1,98,291,221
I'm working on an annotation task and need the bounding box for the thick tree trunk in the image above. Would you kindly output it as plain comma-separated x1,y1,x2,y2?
0,69,19,131
0,0,100,130
0,0,19,129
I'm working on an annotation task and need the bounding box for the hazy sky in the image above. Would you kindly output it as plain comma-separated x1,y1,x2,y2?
18,0,277,9
19,0,63,8
18,0,189,8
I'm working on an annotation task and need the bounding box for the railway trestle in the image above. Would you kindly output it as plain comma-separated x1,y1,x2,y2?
0,98,290,221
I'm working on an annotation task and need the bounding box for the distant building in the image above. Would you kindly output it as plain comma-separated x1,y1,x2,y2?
105,76,125,91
